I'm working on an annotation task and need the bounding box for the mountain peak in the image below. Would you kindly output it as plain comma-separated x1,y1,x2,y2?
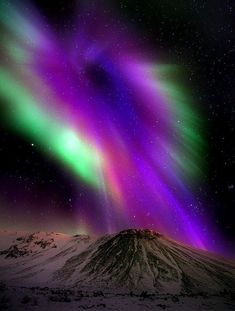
118,228,163,239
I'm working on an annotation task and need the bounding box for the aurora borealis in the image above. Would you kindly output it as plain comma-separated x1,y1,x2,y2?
0,0,234,257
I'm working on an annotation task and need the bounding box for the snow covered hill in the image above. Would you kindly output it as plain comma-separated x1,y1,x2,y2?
0,228,235,295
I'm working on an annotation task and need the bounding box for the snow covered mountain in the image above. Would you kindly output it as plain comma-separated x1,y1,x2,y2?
1,228,235,295
54,229,235,294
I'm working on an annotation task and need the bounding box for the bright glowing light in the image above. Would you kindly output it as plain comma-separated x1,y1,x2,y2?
0,0,211,251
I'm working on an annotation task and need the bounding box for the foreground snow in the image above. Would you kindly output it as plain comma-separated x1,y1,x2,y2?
1,285,235,311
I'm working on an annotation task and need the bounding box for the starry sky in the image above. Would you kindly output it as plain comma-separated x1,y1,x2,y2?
0,0,234,258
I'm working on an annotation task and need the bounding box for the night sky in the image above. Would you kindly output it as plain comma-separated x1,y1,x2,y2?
0,0,234,258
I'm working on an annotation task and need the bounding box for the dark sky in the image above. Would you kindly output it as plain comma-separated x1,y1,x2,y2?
0,0,234,254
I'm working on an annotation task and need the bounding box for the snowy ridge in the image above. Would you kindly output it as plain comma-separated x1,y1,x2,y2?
0,230,92,286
